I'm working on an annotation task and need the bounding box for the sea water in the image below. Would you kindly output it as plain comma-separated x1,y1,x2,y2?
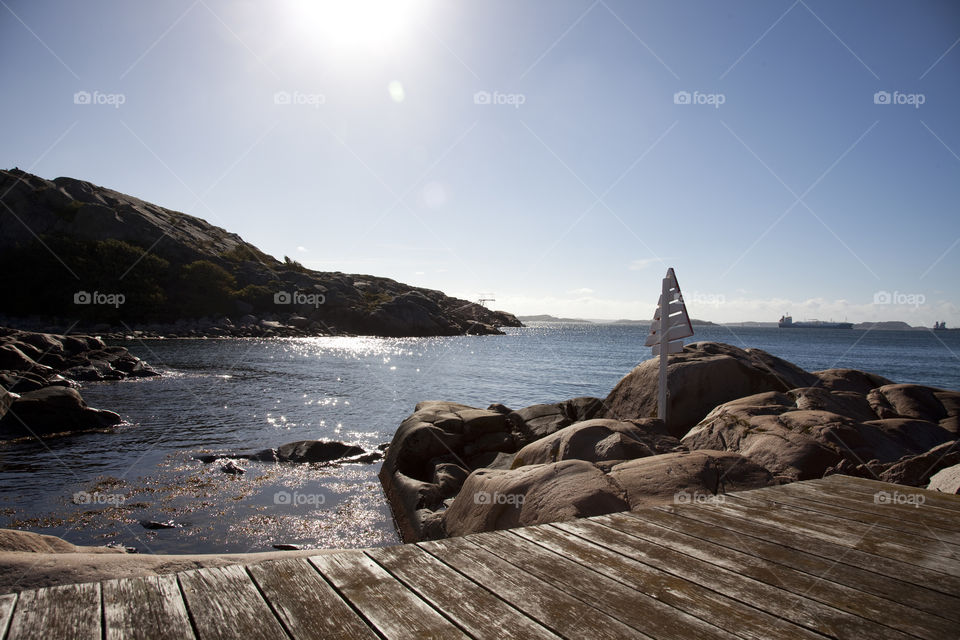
0,323,957,553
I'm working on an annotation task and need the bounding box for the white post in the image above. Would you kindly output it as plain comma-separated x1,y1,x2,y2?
657,274,669,422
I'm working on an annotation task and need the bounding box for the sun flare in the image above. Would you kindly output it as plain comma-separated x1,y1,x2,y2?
286,0,424,51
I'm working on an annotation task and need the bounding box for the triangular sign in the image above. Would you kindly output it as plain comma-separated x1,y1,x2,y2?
647,267,694,423
645,268,693,349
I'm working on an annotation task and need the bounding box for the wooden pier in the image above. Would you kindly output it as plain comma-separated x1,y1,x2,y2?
1,475,958,639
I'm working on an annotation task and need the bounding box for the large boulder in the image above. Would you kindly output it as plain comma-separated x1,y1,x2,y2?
0,386,122,437
682,391,955,480
512,418,677,467
867,384,960,435
442,460,629,537
825,440,960,487
812,368,893,394
379,398,607,541
927,463,960,494
608,450,776,509
604,342,817,437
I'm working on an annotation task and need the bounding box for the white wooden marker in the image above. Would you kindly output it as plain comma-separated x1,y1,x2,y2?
644,268,694,422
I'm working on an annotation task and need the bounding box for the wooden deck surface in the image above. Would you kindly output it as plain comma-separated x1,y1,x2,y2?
2,475,958,639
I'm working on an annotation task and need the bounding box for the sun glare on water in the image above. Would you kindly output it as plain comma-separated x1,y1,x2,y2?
286,0,424,50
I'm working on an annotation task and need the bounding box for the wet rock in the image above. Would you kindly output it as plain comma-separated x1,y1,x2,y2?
220,460,245,475
0,386,121,437
140,520,181,530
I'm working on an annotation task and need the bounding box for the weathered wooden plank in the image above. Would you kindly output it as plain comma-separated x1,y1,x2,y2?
420,536,648,640
555,516,913,640
510,524,823,640
805,476,960,520
655,501,960,597
720,494,960,577
247,557,378,640
819,475,960,512
748,482,960,546
178,565,288,640
103,574,195,640
784,482,960,535
6,581,100,640
0,594,17,639
310,549,469,639
472,529,737,640
367,544,560,640
613,509,959,640
639,499,960,624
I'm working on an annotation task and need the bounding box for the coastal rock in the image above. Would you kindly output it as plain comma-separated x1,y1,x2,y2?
867,384,960,435
197,440,372,465
442,460,630,538
511,418,676,467
0,390,15,422
682,391,955,480
0,386,122,437
0,529,125,554
379,342,960,544
506,396,606,446
812,368,893,394
927,463,960,494
604,342,817,437
824,441,960,487
607,450,776,509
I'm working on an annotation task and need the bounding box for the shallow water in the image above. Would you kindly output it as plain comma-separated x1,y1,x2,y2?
1,324,957,553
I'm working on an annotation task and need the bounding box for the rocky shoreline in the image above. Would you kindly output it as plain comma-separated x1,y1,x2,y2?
379,342,960,542
0,326,159,439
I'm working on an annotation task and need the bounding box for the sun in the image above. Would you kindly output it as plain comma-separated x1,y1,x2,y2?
286,0,424,51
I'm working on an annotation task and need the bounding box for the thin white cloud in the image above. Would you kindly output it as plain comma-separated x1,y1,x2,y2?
567,287,594,295
628,257,664,271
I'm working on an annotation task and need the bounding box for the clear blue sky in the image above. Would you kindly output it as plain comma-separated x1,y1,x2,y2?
2,0,958,324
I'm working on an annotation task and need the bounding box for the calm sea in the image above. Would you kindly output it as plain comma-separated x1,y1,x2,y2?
1,323,957,553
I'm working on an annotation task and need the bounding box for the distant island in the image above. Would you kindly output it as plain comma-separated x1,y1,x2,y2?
517,314,592,323
521,315,946,331
0,169,521,337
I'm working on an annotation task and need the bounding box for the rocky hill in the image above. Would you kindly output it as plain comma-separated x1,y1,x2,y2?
0,169,521,337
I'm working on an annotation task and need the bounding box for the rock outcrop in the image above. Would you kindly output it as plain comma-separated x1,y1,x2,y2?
602,342,817,437
0,169,522,337
681,387,956,481
380,341,959,542
196,439,383,465
0,327,157,438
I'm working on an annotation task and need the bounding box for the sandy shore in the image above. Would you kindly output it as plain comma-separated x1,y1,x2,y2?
0,529,347,594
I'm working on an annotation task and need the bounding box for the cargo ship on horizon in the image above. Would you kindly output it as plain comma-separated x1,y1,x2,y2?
778,315,853,329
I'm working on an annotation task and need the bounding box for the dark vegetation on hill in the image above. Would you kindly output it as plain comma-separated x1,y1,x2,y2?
0,169,521,337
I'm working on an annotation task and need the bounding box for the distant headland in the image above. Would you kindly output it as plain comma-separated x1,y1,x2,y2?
0,169,521,338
